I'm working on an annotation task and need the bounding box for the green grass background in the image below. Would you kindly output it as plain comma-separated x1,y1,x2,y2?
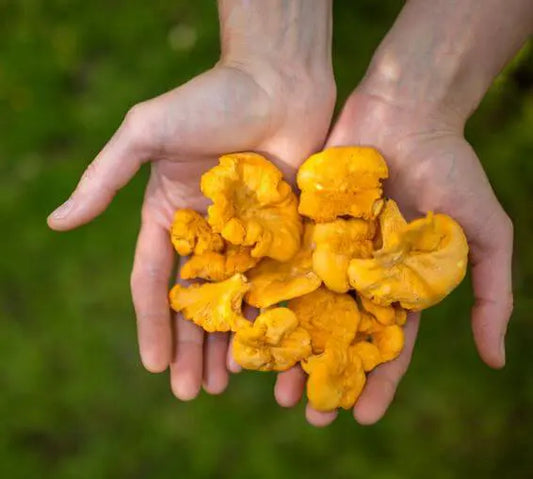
1,1,532,477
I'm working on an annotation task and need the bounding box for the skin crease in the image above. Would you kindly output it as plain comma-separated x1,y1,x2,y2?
48,0,531,427
48,1,336,403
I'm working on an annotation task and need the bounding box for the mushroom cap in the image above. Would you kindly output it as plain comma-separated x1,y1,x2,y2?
289,287,360,354
169,274,250,332
349,210,468,310
245,223,321,308
180,245,260,282
232,308,312,372
312,218,375,293
170,208,224,256
303,345,366,411
297,146,388,222
201,152,302,262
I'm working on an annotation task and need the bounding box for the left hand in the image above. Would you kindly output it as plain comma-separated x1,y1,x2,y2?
273,89,513,427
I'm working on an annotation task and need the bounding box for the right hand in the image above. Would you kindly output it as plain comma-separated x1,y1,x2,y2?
48,59,335,401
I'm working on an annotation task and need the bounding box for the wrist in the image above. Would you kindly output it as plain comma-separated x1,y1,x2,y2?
218,0,333,79
358,42,486,128
358,0,533,127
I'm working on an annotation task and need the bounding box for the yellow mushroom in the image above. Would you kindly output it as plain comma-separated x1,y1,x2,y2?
288,287,360,354
349,208,468,310
245,223,321,308
352,295,406,371
297,146,388,222
232,308,312,371
303,345,366,411
165,147,470,417
201,152,302,262
169,274,249,332
170,208,224,256
312,218,375,293
180,245,260,282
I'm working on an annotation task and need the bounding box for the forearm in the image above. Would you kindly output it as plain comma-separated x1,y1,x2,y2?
361,0,533,122
218,0,333,76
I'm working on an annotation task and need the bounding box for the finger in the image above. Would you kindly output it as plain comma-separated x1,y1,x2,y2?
203,332,230,395
226,304,258,373
470,214,514,369
353,313,420,425
130,217,174,373
305,404,337,428
170,316,204,401
274,365,306,408
226,333,242,373
170,265,204,401
47,104,152,231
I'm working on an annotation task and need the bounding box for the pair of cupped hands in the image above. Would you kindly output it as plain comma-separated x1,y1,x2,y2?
48,56,513,427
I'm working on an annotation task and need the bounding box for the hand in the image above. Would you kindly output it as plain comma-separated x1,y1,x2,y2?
273,89,513,427
273,0,526,428
47,59,335,400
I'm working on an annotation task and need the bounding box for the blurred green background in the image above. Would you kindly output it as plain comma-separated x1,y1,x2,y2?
1,1,532,477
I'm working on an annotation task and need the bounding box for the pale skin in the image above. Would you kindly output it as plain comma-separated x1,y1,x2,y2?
48,0,336,401
281,0,532,427
48,0,532,426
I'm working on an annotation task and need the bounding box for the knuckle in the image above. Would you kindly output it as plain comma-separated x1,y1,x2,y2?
501,214,514,243
130,264,169,300
77,159,115,198
124,103,145,128
480,209,514,252
176,336,204,347
129,269,140,295
78,160,100,189
381,372,400,394
502,291,514,318
130,277,145,305
390,346,413,380
123,103,152,147
489,208,513,236
395,359,410,381
135,310,168,326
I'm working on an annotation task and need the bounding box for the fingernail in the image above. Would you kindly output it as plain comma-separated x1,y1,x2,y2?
50,198,74,220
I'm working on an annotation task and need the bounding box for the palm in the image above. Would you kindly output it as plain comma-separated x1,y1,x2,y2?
49,63,335,400
141,65,333,226
277,91,513,427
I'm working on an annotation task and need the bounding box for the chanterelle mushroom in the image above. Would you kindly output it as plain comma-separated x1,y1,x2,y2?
169,274,249,332
297,146,388,222
170,208,224,256
232,308,312,371
312,218,375,293
245,223,321,308
180,245,260,282
201,152,302,262
164,147,470,417
288,287,360,354
349,206,468,310
303,345,367,411
353,297,405,371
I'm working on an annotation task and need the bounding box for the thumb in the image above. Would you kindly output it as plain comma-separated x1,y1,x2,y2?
47,103,154,231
